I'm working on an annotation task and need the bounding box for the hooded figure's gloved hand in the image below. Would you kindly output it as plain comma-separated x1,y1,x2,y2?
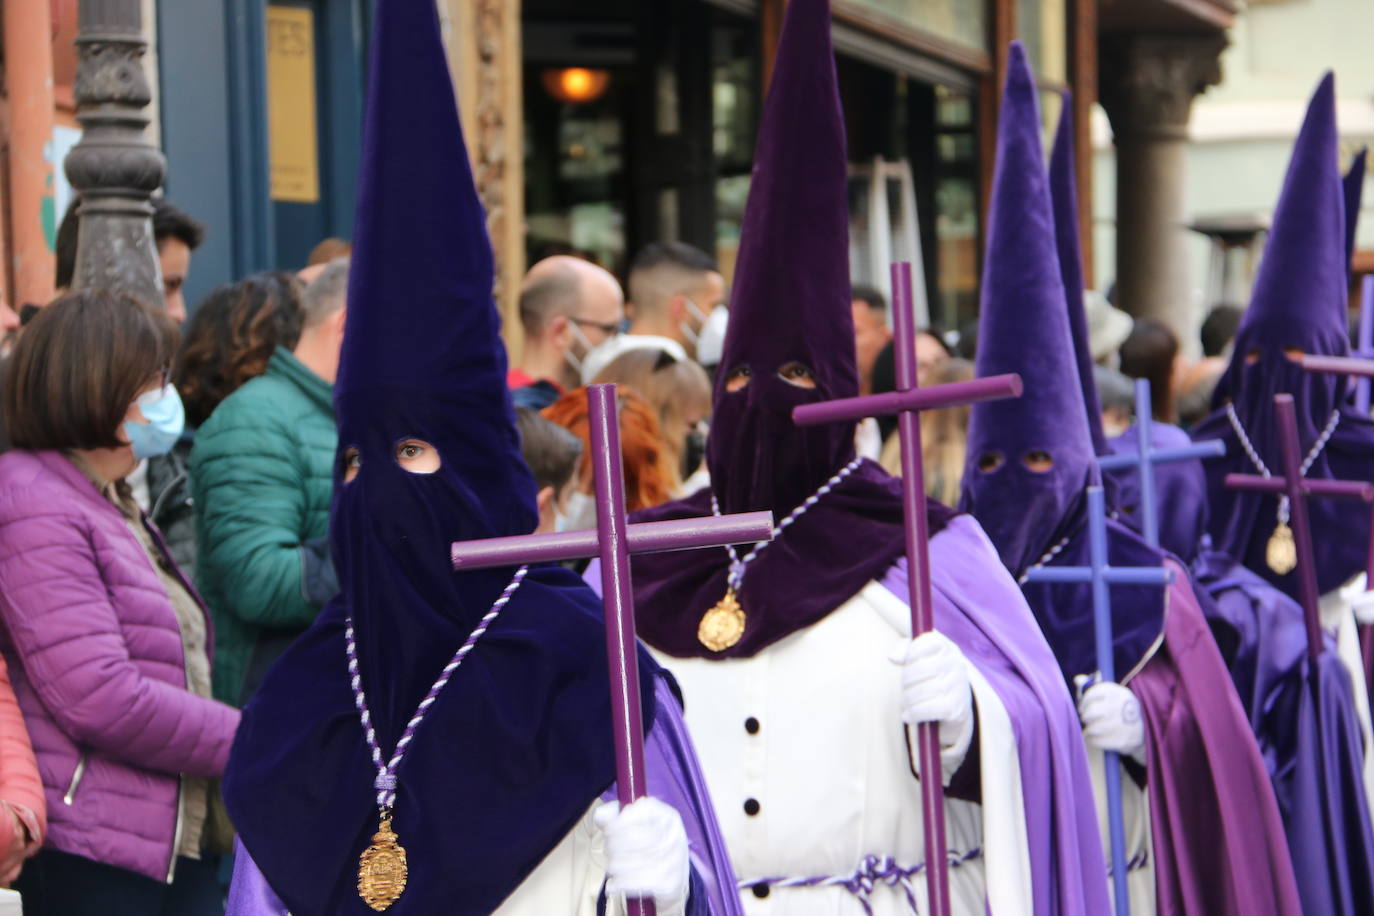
890,631,975,777
1342,577,1374,626
594,798,690,916
1075,676,1146,765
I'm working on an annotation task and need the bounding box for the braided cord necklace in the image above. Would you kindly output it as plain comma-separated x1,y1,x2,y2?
696,456,864,652
346,565,528,911
1224,403,1341,575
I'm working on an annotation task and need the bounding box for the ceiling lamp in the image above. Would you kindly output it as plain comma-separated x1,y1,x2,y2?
542,67,611,105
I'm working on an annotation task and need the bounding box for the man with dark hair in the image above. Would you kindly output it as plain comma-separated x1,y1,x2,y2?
54,197,206,322
509,255,624,409
851,284,890,395
1200,304,1243,358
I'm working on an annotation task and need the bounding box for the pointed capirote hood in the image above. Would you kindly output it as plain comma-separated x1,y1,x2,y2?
335,0,536,544
225,3,652,911
705,0,858,519
959,43,1096,577
1049,91,1111,458
1196,72,1374,597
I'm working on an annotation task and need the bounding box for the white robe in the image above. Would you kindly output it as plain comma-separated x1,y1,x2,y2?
1320,575,1374,815
653,524,1030,915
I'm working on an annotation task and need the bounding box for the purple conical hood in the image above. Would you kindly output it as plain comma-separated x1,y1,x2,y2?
705,0,858,518
959,43,1095,577
1216,72,1348,400
1195,72,1374,596
1049,91,1110,458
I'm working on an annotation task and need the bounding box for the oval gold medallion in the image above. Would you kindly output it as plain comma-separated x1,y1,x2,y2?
698,589,746,652
1266,521,1297,575
358,813,409,912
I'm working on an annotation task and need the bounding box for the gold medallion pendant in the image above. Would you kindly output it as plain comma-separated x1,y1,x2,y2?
358,810,408,912
698,589,746,652
1267,520,1298,575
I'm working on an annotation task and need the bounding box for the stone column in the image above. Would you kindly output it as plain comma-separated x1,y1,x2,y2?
65,0,167,309
437,0,525,355
1100,34,1226,356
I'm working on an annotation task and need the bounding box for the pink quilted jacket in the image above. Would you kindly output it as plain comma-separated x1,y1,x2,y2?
0,450,240,882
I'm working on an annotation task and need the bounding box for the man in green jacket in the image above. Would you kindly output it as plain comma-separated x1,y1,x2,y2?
192,259,348,705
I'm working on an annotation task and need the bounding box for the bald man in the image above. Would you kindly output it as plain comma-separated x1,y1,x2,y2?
510,256,625,410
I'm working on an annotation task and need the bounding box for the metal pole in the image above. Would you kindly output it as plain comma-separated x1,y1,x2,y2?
66,0,167,308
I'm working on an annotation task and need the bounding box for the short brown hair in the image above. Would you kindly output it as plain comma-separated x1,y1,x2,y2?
7,290,177,450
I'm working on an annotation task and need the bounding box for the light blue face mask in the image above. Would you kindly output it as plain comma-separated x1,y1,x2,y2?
124,385,186,460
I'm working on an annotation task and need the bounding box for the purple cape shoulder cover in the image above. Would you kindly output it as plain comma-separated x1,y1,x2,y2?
1132,560,1303,914
226,675,744,916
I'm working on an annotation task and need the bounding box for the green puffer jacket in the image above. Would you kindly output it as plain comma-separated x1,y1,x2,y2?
191,347,339,705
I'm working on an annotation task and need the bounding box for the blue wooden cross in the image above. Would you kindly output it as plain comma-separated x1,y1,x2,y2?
1023,485,1175,916
1096,379,1226,549
1355,275,1374,416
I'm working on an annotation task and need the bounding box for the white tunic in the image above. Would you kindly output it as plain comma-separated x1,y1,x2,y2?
1320,576,1374,813
653,521,1030,915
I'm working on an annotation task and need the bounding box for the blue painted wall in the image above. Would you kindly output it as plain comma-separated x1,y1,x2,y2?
157,0,368,311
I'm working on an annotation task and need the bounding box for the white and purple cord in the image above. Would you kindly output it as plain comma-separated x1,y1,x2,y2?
346,565,529,810
710,456,864,592
1225,404,1340,524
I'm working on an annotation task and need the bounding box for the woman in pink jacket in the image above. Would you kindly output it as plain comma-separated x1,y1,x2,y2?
0,290,240,915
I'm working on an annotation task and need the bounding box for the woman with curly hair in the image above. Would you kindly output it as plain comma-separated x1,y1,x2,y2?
542,386,679,530
144,274,305,579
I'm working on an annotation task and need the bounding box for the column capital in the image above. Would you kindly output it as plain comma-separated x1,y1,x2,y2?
1100,33,1228,141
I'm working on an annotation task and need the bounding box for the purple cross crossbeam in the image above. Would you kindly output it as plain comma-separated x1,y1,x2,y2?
451,384,774,916
1095,378,1226,549
793,262,1021,916
1024,486,1173,916
1225,394,1374,663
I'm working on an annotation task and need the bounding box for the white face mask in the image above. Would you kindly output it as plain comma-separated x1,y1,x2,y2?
695,305,729,367
556,490,598,533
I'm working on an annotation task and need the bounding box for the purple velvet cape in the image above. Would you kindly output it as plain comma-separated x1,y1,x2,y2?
629,461,951,658
1192,547,1374,914
881,544,1110,916
225,673,744,916
1131,560,1304,915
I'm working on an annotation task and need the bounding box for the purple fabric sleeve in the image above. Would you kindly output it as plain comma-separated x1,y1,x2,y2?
880,529,1109,916
226,839,289,916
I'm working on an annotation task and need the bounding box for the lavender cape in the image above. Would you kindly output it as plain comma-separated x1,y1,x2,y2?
1192,547,1374,914
225,673,743,916
880,545,1109,916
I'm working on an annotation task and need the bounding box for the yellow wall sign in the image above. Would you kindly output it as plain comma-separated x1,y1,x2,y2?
266,6,320,203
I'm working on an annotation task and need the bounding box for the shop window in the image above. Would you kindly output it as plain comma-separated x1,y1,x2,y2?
838,0,987,54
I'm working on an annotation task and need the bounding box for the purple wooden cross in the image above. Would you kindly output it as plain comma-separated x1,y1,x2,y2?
451,384,774,915
792,262,1022,916
1224,394,1374,662
1095,378,1226,549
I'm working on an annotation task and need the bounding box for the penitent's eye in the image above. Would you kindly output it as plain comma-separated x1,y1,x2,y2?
1245,348,1261,366
778,362,817,389
977,452,1005,473
1022,450,1054,473
395,438,442,474
343,448,362,483
725,365,751,393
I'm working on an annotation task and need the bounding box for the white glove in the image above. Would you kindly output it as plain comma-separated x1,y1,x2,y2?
594,798,690,916
1352,591,1374,627
1075,677,1146,764
890,631,975,775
